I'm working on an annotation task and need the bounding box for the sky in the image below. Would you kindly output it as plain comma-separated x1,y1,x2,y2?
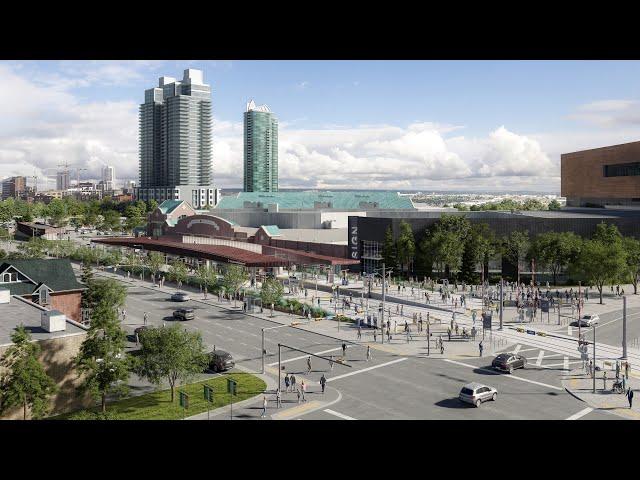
2,60,640,193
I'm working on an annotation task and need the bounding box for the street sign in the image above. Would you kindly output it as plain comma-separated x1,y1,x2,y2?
227,378,237,396
203,384,214,403
179,391,189,409
482,312,492,329
541,299,549,313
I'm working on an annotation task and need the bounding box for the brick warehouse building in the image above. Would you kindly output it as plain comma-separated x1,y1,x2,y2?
561,140,640,207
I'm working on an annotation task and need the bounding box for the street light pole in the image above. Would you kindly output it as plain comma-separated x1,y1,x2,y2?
499,278,503,330
381,262,385,345
261,328,265,374
592,325,596,394
622,295,628,360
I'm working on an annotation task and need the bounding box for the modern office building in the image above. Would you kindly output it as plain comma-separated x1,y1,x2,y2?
244,100,278,192
102,165,115,190
56,171,70,191
134,69,217,208
562,140,640,207
1,176,26,200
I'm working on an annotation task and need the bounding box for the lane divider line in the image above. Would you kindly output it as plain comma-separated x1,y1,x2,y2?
326,358,408,383
566,407,593,420
323,409,356,420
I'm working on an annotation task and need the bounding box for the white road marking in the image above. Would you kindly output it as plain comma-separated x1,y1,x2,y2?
267,347,343,366
443,359,563,391
544,360,583,368
536,350,545,366
323,409,356,420
516,347,540,353
326,358,408,383
568,325,572,335
566,407,593,420
240,342,249,347
564,356,569,371
513,344,522,354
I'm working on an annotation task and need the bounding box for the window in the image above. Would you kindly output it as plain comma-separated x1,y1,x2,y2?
603,162,640,177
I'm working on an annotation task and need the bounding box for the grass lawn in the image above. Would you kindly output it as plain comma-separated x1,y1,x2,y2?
53,372,266,420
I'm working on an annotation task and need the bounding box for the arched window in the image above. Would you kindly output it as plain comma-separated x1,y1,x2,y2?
2,273,10,283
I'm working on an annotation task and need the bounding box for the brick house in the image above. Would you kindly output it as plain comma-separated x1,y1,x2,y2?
0,259,86,322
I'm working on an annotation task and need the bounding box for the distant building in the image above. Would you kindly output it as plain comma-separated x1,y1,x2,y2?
34,190,65,203
1,176,26,200
244,100,278,193
135,69,217,208
56,171,70,191
102,165,115,190
562,140,640,208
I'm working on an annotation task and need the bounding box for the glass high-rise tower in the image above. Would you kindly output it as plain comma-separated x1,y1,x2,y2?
135,69,218,208
243,100,278,192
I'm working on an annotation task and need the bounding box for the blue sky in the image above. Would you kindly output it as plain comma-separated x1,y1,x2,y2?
3,60,640,192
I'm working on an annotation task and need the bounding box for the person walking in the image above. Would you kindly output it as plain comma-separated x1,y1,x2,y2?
284,373,290,392
291,374,297,392
479,341,484,357
276,388,282,408
603,370,607,391
357,326,362,340
626,361,630,379
296,389,301,404
440,338,445,355
301,381,306,402
261,396,268,418
329,355,334,371
366,345,371,362
342,342,347,358
373,329,377,342
143,312,148,325
320,374,327,394
307,356,312,374
628,388,634,409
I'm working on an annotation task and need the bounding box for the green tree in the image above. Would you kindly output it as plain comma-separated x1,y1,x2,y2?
503,231,530,284
100,209,121,231
260,278,284,316
47,198,68,227
548,199,562,210
529,231,582,286
0,325,58,420
381,226,398,272
222,264,249,308
0,200,16,223
168,260,188,289
623,236,640,295
395,221,415,277
146,199,159,212
74,279,129,412
17,237,49,259
133,324,209,403
571,238,627,304
196,264,216,294
145,252,165,285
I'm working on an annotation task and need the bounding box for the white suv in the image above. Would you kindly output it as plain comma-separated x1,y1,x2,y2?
577,314,600,327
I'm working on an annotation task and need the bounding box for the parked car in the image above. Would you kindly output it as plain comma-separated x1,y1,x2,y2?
207,350,235,372
173,308,195,321
171,292,190,302
577,314,600,327
492,353,527,373
459,382,498,407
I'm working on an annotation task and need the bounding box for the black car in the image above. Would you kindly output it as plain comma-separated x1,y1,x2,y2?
207,350,235,372
173,308,195,321
492,353,527,373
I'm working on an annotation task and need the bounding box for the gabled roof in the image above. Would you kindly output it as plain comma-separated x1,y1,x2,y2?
0,259,85,294
158,200,185,215
260,225,281,237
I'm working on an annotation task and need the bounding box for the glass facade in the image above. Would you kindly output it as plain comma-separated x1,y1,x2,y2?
244,106,278,192
603,162,640,177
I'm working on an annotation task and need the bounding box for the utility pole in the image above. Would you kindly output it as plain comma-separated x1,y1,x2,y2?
381,262,385,345
261,328,265,374
592,325,596,394
622,295,628,360
499,278,503,330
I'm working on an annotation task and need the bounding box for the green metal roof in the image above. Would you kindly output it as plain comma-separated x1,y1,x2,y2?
158,200,184,214
261,225,281,237
0,259,86,294
215,191,415,210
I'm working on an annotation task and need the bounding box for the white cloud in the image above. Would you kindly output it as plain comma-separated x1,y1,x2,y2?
568,99,640,127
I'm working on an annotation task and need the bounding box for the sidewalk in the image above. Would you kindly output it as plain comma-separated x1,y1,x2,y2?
562,367,639,420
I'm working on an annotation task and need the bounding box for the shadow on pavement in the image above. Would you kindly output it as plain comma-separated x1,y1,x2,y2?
435,398,474,409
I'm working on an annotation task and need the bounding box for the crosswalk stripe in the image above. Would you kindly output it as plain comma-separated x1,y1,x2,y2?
544,360,583,368
326,358,407,382
267,347,343,367
323,409,356,420
536,350,545,366
568,325,572,335
566,407,593,420
513,344,522,354
564,356,569,371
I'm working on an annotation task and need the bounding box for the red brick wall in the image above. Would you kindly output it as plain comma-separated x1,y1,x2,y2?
50,291,82,322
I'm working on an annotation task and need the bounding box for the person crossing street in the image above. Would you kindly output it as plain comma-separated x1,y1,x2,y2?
628,388,634,409
261,396,268,418
307,356,312,374
276,388,282,408
320,374,327,394
366,345,371,362
479,341,484,357
284,373,290,392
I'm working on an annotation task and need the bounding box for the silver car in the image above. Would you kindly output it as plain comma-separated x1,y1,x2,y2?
171,292,190,302
459,382,498,407
577,314,599,327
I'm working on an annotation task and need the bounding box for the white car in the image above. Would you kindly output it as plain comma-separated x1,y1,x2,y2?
577,314,600,327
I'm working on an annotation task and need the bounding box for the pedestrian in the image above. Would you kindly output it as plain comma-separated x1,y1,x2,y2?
616,361,620,379
291,374,297,392
307,356,312,374
342,342,347,357
589,360,593,378
366,345,371,362
479,341,484,357
284,373,290,392
440,340,445,355
301,381,306,402
373,329,377,342
276,388,282,408
628,388,634,409
143,312,148,325
447,327,451,342
455,323,459,335
329,355,334,370
320,374,326,394
357,326,362,340
261,396,268,418
135,332,139,346
603,370,607,390
626,361,630,379
296,389,301,404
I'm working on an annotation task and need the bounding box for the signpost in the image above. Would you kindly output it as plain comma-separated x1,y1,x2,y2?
227,378,238,420
482,312,492,339
203,384,214,420
178,391,189,419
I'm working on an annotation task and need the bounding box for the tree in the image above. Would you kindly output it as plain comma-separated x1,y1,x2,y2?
529,231,582,286
17,237,49,259
0,325,58,419
74,279,130,412
195,264,216,294
419,214,470,280
47,198,68,227
380,226,398,272
395,221,415,277
133,324,209,403
548,199,562,210
503,231,530,284
146,199,159,213
146,252,165,284
459,224,494,284
168,260,188,289
222,264,249,307
571,239,627,304
260,278,284,316
100,209,121,231
623,236,640,294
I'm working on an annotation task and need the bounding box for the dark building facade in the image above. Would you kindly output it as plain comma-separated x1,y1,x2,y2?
562,140,640,207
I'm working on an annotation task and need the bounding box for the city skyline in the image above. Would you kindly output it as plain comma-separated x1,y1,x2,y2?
4,60,640,192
